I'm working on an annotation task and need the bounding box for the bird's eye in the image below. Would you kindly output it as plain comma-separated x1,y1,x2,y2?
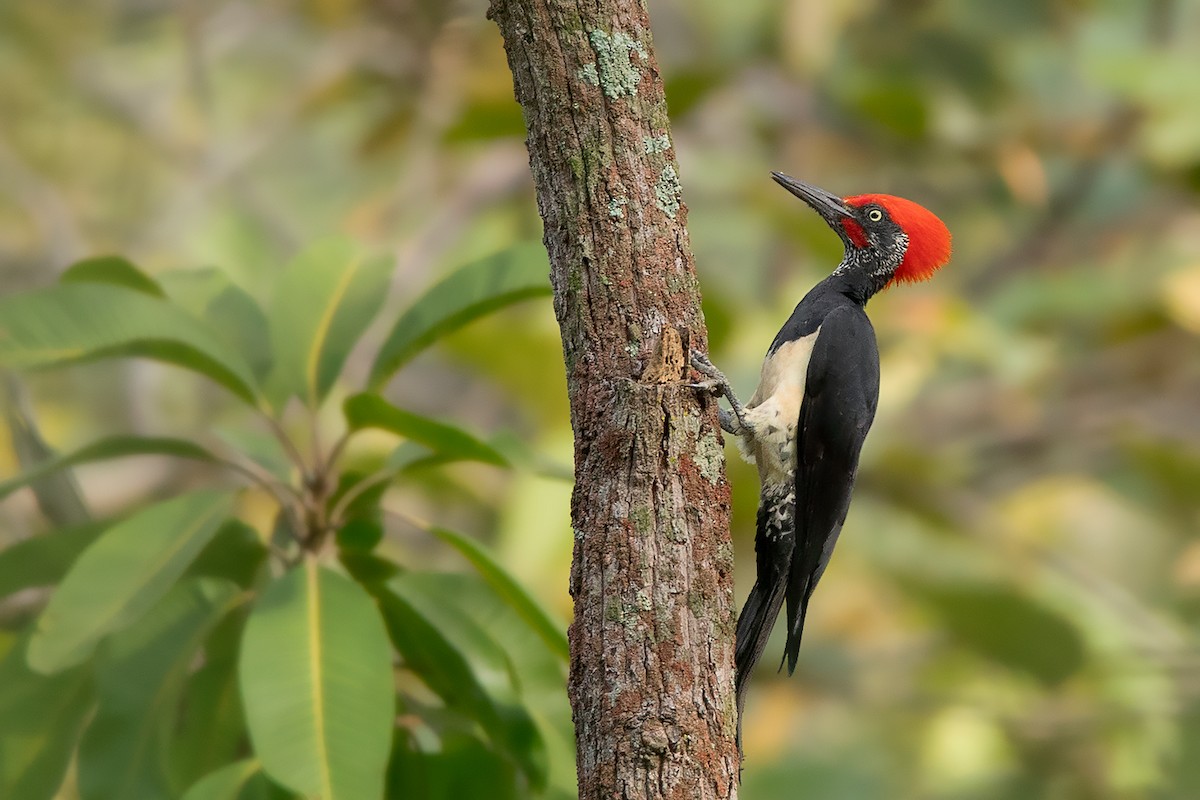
867,209,884,222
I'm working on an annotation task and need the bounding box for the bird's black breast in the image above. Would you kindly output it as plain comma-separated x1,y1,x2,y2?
766,275,859,356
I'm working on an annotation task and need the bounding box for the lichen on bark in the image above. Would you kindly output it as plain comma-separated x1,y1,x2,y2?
587,28,648,99
488,0,741,798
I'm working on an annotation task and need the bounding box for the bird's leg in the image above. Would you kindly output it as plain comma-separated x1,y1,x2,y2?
689,351,752,436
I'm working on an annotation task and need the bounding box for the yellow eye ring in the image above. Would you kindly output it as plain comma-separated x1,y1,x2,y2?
868,209,883,222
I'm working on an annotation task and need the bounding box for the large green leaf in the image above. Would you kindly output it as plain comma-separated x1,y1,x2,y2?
381,577,515,702
161,268,274,383
382,572,547,788
169,608,251,789
0,634,92,800
181,760,294,800
61,255,164,296
905,580,1087,686
0,283,260,404
267,236,392,408
369,243,551,388
344,393,508,467
444,576,575,798
0,435,220,502
0,519,109,597
428,526,568,661
27,490,234,673
239,561,394,800
78,578,243,800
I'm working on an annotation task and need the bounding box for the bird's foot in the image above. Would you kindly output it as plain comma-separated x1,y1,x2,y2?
688,351,724,383
717,408,742,436
688,351,751,436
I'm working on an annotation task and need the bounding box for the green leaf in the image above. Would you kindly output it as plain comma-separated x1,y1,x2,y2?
0,283,260,404
78,578,243,800
239,561,394,800
339,550,402,587
0,435,220,502
382,573,547,788
181,760,294,800
186,519,269,589
0,634,92,800
61,255,164,296
388,729,520,800
905,581,1086,686
380,578,511,704
336,518,384,551
369,243,550,388
181,760,258,800
160,268,274,383
428,527,568,661
384,441,448,473
170,609,251,790
27,490,234,673
344,393,508,467
442,576,575,798
267,236,392,408
0,519,109,597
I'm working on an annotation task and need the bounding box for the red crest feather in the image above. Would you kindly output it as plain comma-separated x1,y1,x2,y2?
844,194,952,285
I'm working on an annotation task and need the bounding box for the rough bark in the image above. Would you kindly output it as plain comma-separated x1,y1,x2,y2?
488,1,740,798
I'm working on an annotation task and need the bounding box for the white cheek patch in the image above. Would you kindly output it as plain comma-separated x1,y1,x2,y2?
737,327,821,487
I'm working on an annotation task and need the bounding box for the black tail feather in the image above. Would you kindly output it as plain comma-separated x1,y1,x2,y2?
734,578,787,716
734,487,795,749
781,587,812,675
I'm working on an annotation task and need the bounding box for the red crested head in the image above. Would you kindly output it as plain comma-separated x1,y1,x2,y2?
770,172,952,294
843,193,952,285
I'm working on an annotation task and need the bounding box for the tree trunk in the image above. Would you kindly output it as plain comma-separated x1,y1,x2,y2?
488,1,740,798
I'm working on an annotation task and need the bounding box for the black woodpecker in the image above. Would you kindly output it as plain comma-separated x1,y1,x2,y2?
691,172,952,746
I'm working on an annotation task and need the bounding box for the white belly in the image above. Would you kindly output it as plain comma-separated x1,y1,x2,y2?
735,328,821,488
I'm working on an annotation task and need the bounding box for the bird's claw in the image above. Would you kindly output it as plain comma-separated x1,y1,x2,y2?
690,351,724,380
689,350,751,436
687,378,725,395
718,408,745,436
689,350,730,395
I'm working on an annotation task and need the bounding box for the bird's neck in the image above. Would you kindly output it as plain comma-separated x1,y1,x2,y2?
828,250,893,305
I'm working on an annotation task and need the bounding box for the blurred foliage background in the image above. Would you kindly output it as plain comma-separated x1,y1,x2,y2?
3,0,1200,797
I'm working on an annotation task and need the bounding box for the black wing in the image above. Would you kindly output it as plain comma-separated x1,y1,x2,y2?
782,304,879,673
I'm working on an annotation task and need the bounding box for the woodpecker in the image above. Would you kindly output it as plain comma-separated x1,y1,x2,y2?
691,172,951,743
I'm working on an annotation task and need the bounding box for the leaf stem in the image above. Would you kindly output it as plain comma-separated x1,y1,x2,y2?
328,468,396,529
261,412,311,480
323,430,352,475
211,454,307,549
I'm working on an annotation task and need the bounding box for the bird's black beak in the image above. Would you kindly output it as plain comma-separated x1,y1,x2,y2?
771,172,854,228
